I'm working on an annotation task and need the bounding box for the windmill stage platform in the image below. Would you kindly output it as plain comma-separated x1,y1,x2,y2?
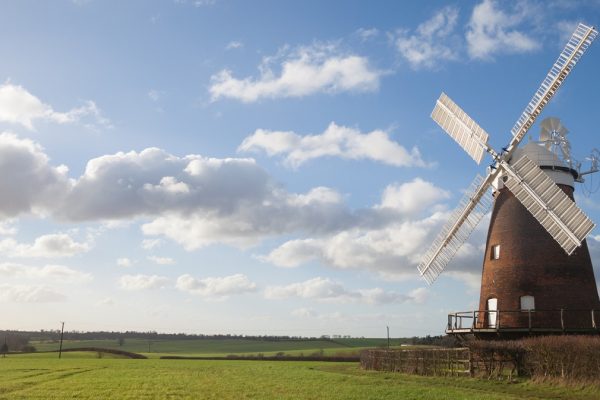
446,308,600,338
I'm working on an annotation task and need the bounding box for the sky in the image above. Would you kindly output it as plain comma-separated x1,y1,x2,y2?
1,0,600,338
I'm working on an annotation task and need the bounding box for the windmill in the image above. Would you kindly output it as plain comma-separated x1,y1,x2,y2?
417,23,600,335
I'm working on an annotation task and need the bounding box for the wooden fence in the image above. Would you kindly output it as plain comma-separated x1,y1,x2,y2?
360,348,471,377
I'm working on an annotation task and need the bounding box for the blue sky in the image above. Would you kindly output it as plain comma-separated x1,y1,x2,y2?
1,0,600,337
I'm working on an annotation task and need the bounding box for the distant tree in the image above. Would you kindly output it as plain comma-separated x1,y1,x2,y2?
118,337,125,346
1,342,8,357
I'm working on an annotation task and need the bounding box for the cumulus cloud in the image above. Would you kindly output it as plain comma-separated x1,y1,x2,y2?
394,6,460,69
0,220,17,235
0,262,92,282
466,0,539,60
209,43,381,102
0,284,66,302
116,257,134,267
0,134,359,250
291,307,317,318
264,277,428,305
0,233,90,258
141,238,162,250
261,186,488,282
118,274,169,290
239,122,426,168
148,89,162,102
377,178,450,215
176,273,257,299
147,255,175,265
226,41,243,50
0,132,71,218
0,82,110,130
356,28,379,42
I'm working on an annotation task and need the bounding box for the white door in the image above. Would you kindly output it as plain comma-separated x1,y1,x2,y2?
487,298,498,328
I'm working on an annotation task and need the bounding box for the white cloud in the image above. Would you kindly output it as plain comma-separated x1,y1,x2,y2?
265,277,358,302
239,122,426,168
147,255,175,265
116,257,134,267
141,238,162,250
0,284,66,302
394,6,460,69
0,82,110,130
174,0,216,6
97,297,116,306
261,192,487,281
466,0,539,60
148,89,162,102
175,273,257,299
226,41,243,50
118,274,170,291
264,277,427,305
260,177,452,272
209,43,381,102
0,220,17,235
0,132,71,218
0,136,358,250
377,178,450,215
291,307,317,318
356,28,379,42
0,233,90,258
0,262,92,282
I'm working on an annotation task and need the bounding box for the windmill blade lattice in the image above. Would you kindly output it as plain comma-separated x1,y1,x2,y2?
502,156,595,254
417,23,597,285
431,93,491,164
418,174,494,284
507,23,597,153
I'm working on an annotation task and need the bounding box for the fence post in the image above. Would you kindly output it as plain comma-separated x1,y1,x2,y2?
528,309,532,332
592,309,596,329
560,309,565,331
472,311,476,329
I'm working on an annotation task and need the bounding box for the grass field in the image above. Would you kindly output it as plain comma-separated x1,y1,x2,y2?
0,352,598,399
30,337,404,358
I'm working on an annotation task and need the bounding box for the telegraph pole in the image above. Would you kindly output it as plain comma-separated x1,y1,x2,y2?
58,322,65,359
386,326,390,349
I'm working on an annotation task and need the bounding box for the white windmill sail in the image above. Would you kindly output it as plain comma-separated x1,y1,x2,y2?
431,93,491,164
417,22,598,284
507,23,598,153
502,156,595,254
418,174,494,284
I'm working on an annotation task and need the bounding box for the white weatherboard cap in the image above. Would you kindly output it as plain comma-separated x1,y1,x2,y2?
512,142,575,187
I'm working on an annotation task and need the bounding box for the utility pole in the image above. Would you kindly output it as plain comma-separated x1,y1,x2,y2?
387,326,390,349
58,322,65,359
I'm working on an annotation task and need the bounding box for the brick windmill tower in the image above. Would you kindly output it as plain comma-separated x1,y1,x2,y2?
417,23,600,336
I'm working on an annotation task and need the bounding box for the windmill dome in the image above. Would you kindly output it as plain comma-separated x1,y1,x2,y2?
509,141,576,188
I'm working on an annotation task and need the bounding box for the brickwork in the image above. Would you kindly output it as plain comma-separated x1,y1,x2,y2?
477,184,600,329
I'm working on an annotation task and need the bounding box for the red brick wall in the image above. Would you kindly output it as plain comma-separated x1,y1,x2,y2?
477,184,600,329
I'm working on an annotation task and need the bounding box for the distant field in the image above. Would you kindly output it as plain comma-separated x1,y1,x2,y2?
1,352,597,400
30,337,403,357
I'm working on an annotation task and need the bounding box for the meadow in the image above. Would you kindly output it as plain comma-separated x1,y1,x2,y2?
2,352,600,400
29,337,401,358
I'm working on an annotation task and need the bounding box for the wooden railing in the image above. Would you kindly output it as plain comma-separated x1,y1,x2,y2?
447,309,600,334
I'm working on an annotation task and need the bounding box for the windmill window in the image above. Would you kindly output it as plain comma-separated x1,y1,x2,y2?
492,244,500,260
520,295,535,311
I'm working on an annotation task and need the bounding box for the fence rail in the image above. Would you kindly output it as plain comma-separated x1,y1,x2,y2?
447,309,600,334
360,348,471,376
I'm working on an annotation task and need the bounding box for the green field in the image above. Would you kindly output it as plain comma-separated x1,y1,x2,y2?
1,352,598,400
30,337,402,358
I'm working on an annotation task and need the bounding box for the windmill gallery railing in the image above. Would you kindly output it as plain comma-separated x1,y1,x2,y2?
447,309,600,335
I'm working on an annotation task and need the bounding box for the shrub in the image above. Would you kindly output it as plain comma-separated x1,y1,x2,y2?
467,335,600,383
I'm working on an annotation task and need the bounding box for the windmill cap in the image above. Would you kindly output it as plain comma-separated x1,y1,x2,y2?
511,142,577,187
